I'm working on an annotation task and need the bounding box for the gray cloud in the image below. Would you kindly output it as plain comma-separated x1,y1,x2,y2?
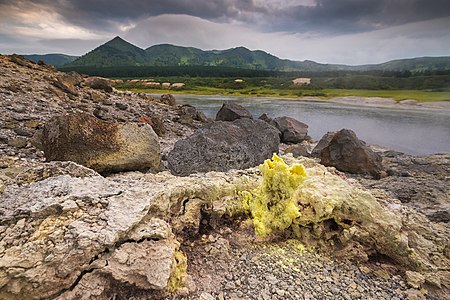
1,0,449,35
0,0,449,63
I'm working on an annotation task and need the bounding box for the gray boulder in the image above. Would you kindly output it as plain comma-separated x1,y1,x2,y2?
311,131,337,157
258,113,277,128
320,129,384,178
273,116,308,143
41,113,160,174
215,102,252,121
167,118,280,176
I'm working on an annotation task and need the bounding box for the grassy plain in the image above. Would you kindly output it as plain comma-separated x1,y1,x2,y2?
113,76,450,102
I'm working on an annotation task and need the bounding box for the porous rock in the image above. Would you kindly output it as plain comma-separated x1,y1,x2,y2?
273,116,308,143
320,129,384,177
0,164,260,299
215,102,252,121
41,113,160,174
167,118,280,176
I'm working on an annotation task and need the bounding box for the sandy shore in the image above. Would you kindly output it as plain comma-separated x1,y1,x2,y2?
322,96,450,111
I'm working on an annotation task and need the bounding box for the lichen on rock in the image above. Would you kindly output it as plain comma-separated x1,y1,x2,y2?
242,154,307,236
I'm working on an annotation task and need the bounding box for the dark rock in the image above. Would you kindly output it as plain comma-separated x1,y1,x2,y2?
258,113,277,127
284,143,310,157
273,116,308,143
167,119,280,176
115,102,128,110
13,127,33,137
215,102,252,121
160,94,176,106
137,115,165,136
320,129,384,177
179,105,207,124
196,111,208,123
311,131,337,157
85,77,113,93
93,107,110,121
41,113,160,174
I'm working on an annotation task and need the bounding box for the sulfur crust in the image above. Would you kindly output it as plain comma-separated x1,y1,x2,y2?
242,154,307,236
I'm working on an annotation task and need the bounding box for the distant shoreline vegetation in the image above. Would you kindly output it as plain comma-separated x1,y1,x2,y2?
58,65,450,98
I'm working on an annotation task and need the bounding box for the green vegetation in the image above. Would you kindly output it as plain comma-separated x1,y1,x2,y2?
58,36,450,102
62,36,450,73
112,75,450,102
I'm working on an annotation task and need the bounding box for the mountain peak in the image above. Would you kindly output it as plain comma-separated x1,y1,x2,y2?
104,36,135,47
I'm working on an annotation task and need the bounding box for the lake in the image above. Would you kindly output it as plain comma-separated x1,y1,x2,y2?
175,95,450,155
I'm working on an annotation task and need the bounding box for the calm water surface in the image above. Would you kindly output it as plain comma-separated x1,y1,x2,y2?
174,95,450,155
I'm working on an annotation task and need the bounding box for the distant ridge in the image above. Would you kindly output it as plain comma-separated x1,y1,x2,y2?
63,36,450,72
24,54,78,67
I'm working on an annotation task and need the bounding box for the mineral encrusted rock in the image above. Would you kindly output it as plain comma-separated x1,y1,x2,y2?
241,155,449,293
41,113,160,174
167,118,280,176
0,167,259,299
0,156,448,299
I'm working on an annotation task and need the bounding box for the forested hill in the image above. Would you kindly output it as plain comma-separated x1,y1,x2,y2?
61,36,450,73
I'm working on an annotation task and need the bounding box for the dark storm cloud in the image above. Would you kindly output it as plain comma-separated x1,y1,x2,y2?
0,0,259,31
263,0,450,34
1,0,449,34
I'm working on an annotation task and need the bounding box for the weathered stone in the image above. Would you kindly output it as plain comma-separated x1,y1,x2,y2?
115,102,128,110
311,131,336,157
85,77,113,93
0,164,260,299
167,118,280,176
215,102,252,121
41,113,160,174
178,105,208,125
137,115,165,136
7,137,27,148
53,73,81,95
320,129,384,177
258,113,277,128
10,54,34,68
273,116,308,143
160,94,176,106
284,143,310,157
405,271,425,289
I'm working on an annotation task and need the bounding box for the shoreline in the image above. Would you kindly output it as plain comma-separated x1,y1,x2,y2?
146,91,450,112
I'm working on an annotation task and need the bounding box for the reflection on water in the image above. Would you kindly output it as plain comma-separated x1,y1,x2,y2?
174,94,450,155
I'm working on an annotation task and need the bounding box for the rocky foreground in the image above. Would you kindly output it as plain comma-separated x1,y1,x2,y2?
0,55,449,300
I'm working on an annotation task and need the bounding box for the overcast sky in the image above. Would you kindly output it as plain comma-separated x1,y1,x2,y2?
1,0,449,64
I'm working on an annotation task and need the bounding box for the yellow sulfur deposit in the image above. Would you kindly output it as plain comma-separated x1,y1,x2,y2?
242,154,307,236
